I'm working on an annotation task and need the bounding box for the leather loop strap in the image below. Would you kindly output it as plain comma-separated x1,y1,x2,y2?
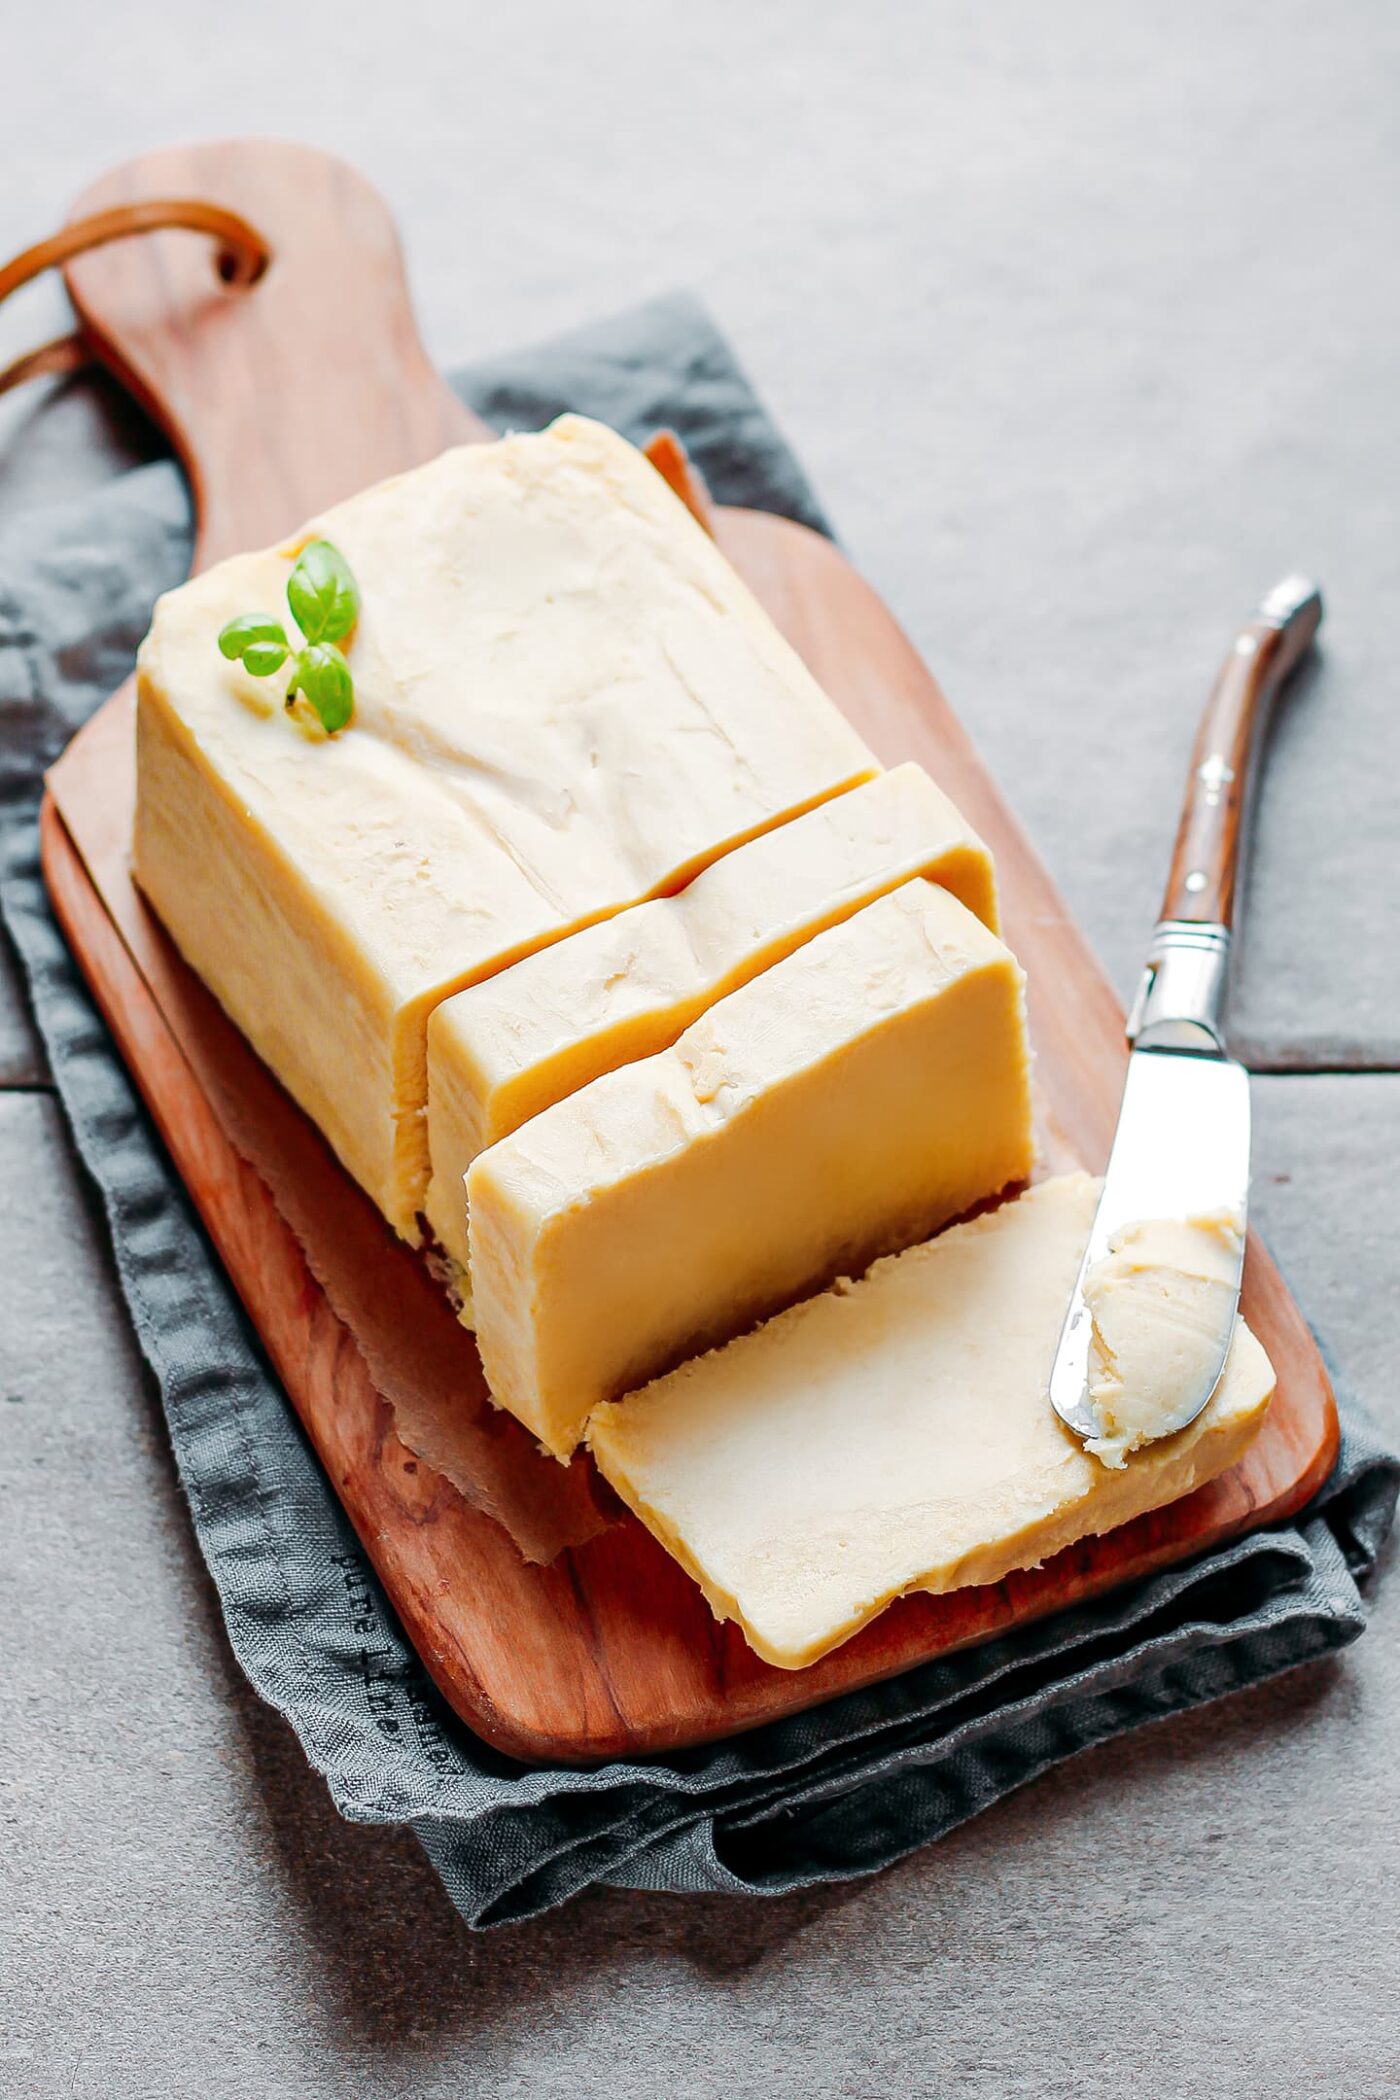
0,198,270,398
0,333,91,392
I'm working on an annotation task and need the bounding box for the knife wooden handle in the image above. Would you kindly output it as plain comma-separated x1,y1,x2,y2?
1159,577,1322,929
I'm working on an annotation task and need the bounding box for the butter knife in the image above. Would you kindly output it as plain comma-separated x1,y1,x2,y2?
1049,575,1323,1447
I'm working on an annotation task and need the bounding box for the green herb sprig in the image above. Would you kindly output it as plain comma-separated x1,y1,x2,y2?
218,539,361,734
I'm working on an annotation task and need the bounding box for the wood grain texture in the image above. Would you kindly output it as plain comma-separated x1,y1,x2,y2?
41,140,1337,1763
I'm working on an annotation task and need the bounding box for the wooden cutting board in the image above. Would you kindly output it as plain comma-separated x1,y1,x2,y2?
40,139,1338,1763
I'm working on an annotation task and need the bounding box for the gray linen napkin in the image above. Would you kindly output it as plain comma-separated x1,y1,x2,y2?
0,293,1394,1928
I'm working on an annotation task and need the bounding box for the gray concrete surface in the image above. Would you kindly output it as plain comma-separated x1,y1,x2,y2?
2,4,1397,2093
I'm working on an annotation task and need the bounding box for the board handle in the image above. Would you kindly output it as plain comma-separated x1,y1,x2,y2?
41,141,485,568
1158,576,1322,929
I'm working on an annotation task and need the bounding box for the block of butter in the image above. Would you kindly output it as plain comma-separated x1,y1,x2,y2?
469,879,1035,1458
588,1173,1275,1669
134,414,874,1238
424,762,1000,1278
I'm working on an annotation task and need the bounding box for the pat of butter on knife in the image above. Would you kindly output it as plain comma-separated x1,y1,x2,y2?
1082,1211,1246,1467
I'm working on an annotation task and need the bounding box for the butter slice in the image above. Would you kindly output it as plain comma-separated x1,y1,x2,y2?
468,880,1034,1458
588,1174,1275,1669
424,763,999,1277
134,414,874,1237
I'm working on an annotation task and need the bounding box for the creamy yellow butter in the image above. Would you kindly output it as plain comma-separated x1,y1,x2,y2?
587,1174,1274,1669
468,880,1035,1459
1083,1211,1244,1467
423,762,999,1279
134,414,875,1237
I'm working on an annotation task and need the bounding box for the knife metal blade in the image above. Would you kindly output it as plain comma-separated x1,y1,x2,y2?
1047,1041,1250,1441
1049,575,1323,1446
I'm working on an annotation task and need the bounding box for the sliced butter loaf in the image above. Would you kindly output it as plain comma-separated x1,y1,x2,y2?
135,413,874,1237
469,880,1035,1457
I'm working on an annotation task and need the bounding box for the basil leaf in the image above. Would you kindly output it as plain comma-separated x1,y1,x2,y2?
216,544,358,733
241,638,290,678
218,613,288,662
289,643,355,734
286,539,360,646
